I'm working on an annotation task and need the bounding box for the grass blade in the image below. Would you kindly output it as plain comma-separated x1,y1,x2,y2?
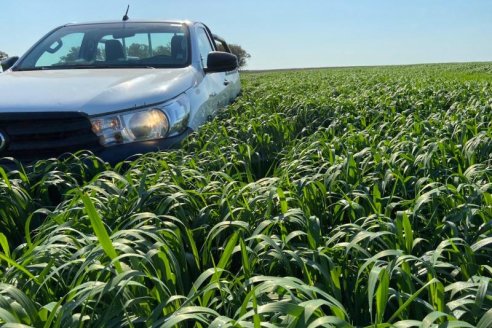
81,194,123,274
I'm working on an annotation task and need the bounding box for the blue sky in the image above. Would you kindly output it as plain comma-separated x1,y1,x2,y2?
1,0,491,70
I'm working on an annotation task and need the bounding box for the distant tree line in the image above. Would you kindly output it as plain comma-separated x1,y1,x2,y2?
0,50,8,61
215,43,251,69
228,44,251,69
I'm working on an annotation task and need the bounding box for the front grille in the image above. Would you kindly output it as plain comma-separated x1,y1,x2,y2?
0,112,102,162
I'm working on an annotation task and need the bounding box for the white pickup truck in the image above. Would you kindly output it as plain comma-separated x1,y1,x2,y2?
0,20,240,164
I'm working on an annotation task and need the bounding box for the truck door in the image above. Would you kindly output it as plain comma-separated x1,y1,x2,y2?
213,36,241,102
196,27,228,119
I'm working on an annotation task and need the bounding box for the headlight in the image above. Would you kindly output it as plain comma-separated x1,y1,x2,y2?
90,94,190,147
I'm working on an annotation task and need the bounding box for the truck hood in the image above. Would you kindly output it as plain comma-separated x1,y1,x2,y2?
0,67,197,115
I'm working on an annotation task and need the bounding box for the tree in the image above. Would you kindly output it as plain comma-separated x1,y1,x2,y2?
60,47,81,63
227,44,251,69
153,45,171,56
0,51,8,61
127,43,149,58
60,46,106,63
127,43,171,58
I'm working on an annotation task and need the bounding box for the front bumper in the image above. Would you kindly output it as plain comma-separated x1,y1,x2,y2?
94,128,193,165
0,128,193,170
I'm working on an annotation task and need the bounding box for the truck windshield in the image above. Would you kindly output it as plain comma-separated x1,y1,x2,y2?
15,22,190,71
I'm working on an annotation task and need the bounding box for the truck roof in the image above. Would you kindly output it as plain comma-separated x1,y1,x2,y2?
62,20,197,27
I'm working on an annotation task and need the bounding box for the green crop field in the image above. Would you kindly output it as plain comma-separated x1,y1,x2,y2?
0,63,491,327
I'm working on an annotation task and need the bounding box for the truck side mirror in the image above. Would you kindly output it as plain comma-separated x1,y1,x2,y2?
205,52,238,73
1,57,19,71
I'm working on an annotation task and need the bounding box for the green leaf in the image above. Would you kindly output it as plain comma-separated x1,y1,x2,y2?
240,237,251,278
376,268,390,324
471,237,492,252
402,212,414,254
159,306,219,327
257,301,303,317
373,183,382,213
388,278,439,323
429,280,445,312
209,316,234,328
202,232,239,306
0,232,10,258
474,277,489,311
81,194,123,274
368,266,381,320
277,187,288,214
392,320,423,328
0,255,38,283
0,308,20,324
307,316,352,328
217,231,239,271
0,167,12,189
0,284,39,324
477,308,492,328
422,311,449,328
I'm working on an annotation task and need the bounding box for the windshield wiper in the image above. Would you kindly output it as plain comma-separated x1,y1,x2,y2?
59,64,153,69
15,64,156,71
14,67,50,71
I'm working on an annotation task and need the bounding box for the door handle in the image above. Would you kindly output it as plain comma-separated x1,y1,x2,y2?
224,79,230,86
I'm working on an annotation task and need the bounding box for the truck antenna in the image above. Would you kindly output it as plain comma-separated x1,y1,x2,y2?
122,5,130,21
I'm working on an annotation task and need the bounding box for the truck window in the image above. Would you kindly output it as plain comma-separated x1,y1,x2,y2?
196,28,214,68
36,33,84,66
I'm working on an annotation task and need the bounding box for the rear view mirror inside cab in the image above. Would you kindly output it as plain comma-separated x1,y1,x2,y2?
47,40,63,53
